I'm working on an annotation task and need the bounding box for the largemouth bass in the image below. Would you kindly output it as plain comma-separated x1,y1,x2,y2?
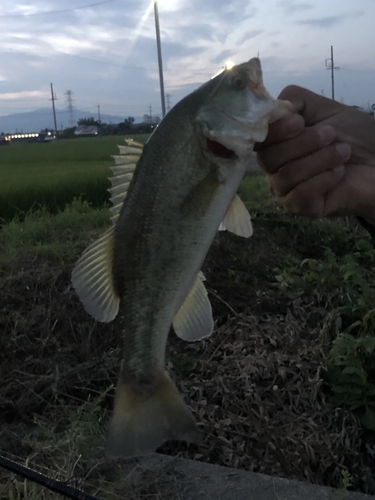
72,58,292,458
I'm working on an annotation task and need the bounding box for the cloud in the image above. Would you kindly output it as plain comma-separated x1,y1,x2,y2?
0,0,374,119
296,11,364,28
210,50,236,65
278,0,314,14
0,90,49,101
237,29,263,46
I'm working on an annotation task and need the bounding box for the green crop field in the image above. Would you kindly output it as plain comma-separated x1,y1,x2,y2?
0,134,148,222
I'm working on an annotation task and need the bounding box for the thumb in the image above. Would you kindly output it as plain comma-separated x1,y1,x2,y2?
278,85,344,125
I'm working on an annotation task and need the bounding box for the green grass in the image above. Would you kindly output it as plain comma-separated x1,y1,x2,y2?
0,135,148,222
0,198,110,269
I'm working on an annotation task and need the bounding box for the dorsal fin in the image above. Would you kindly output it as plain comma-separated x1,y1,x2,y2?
72,138,144,322
109,138,144,223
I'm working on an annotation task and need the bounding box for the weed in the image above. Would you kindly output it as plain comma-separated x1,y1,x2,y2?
274,231,375,428
327,333,375,429
0,198,110,268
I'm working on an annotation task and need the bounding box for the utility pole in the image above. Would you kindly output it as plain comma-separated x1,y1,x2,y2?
97,104,101,124
50,83,58,137
149,105,152,123
325,46,339,101
154,1,166,118
166,93,171,113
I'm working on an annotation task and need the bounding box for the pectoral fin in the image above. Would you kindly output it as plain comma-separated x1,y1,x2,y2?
219,194,253,237
172,272,213,341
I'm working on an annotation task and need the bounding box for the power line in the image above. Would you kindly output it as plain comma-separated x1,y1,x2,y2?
0,0,115,17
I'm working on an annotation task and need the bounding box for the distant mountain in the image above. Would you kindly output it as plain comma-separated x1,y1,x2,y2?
0,108,142,134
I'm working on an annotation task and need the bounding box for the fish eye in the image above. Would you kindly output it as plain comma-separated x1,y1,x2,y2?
231,76,246,90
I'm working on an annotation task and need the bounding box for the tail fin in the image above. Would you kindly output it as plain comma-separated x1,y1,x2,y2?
105,371,200,458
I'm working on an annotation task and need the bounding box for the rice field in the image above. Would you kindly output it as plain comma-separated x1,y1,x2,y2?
0,134,148,222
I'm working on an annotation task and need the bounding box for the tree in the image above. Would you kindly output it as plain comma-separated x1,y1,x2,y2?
77,117,99,126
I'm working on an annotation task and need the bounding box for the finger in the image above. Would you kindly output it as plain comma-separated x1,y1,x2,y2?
257,124,338,174
255,114,304,150
269,142,352,197
278,85,345,125
323,165,375,219
279,168,346,218
277,86,305,113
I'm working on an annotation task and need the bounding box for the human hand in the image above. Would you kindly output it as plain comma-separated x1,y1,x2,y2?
256,86,375,224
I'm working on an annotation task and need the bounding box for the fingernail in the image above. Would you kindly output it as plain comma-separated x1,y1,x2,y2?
335,143,352,162
333,165,345,175
283,114,304,136
316,125,336,146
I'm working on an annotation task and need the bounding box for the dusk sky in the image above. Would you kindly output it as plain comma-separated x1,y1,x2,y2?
1,0,375,120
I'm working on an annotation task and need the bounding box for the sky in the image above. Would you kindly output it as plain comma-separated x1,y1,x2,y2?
0,0,375,123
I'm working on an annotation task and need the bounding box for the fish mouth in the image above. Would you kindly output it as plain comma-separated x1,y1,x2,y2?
205,137,238,160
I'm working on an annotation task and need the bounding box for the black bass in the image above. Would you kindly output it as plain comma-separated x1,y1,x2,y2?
72,58,292,458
